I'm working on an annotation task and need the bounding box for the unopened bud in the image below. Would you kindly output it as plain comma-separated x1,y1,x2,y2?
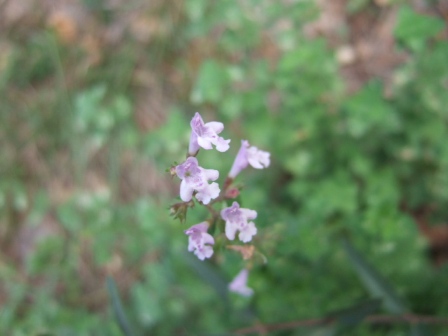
225,187,240,199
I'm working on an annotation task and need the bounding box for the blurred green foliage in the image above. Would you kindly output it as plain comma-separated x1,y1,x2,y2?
1,0,448,335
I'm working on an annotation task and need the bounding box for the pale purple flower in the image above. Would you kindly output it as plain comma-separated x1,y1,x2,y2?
228,269,253,297
221,202,257,243
175,157,220,204
188,112,230,154
228,140,270,178
185,222,214,260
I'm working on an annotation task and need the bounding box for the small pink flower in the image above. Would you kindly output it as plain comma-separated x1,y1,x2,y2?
185,222,214,260
175,157,220,204
228,140,270,178
229,269,253,297
221,202,257,243
189,112,230,155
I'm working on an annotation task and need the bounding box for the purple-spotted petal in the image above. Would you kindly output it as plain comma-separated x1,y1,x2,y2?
221,201,258,243
175,157,220,204
196,182,220,204
239,222,257,243
185,222,214,261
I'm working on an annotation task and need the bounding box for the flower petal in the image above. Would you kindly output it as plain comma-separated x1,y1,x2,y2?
206,121,224,134
203,245,214,259
240,208,257,220
185,222,209,234
202,232,215,245
188,131,200,155
180,180,194,202
247,147,270,169
195,249,206,260
229,269,253,297
203,168,219,181
196,182,220,204
228,140,249,178
214,137,231,152
187,237,196,252
239,222,257,243
225,221,238,240
197,136,213,150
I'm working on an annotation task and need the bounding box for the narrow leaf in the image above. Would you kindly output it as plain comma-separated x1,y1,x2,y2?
330,299,382,327
184,254,229,304
106,276,137,336
341,237,407,314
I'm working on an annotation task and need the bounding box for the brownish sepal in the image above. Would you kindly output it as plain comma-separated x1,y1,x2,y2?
227,244,255,260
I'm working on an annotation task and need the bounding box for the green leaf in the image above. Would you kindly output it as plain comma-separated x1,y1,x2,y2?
74,85,107,131
343,81,400,137
106,277,137,336
56,202,81,232
132,284,163,328
395,6,445,50
341,237,407,314
190,60,229,104
277,39,330,73
184,254,229,304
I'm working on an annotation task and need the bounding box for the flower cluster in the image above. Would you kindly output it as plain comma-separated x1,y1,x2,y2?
170,112,270,296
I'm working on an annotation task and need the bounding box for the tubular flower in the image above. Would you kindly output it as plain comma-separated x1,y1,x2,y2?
221,201,257,243
175,157,220,204
228,140,270,178
185,222,215,260
228,269,253,297
188,112,230,155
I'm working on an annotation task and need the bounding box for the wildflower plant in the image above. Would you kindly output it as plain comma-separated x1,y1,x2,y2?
169,112,270,296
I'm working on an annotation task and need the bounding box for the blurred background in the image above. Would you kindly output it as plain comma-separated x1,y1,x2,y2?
1,0,448,335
